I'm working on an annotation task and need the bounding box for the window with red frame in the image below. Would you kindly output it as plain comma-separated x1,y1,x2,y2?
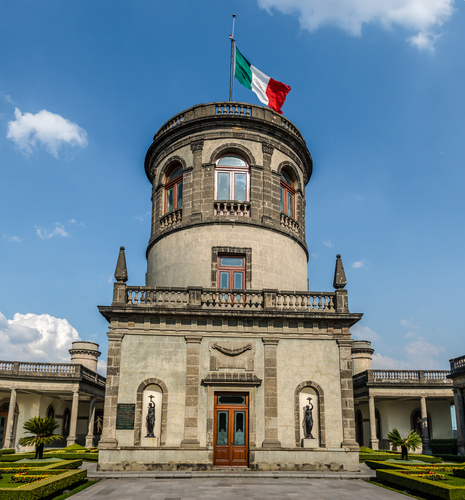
280,170,295,218
217,255,246,290
165,165,183,213
215,155,249,201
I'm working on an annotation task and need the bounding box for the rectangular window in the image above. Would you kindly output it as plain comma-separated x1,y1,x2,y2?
177,181,183,208
218,172,230,200
287,192,293,217
234,173,247,201
217,255,246,290
166,187,174,213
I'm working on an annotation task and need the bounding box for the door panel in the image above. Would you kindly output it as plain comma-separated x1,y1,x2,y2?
213,393,248,467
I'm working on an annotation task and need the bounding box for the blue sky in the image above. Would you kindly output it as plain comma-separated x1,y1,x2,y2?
0,0,464,372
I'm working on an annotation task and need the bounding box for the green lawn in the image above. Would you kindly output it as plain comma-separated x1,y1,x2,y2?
0,474,24,488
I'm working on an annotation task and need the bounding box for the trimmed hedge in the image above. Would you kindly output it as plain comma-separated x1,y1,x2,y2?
43,452,98,461
437,455,465,463
377,469,465,500
0,469,86,499
0,451,15,456
12,474,51,484
454,470,465,479
0,455,34,463
432,440,458,456
0,460,82,471
360,452,442,463
366,460,465,472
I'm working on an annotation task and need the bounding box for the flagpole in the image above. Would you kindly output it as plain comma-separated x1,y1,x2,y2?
229,13,236,102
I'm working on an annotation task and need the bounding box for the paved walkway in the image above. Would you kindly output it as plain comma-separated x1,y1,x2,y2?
73,477,408,499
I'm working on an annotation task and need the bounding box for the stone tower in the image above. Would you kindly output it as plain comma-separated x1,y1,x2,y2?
98,102,363,471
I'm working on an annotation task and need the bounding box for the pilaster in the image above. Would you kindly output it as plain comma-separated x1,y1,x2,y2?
262,337,281,448
454,388,465,455
85,397,96,448
368,393,379,450
67,390,80,446
4,388,16,449
420,395,432,455
181,335,202,448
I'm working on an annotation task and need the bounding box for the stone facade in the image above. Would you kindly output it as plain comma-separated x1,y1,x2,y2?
449,355,465,455
98,102,363,471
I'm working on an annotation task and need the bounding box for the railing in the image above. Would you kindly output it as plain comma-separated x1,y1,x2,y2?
121,286,339,313
276,292,335,311
280,213,299,233
18,362,77,374
216,103,252,116
450,355,465,373
160,209,182,229
0,361,105,385
153,103,305,142
201,290,263,309
127,287,189,307
214,201,250,217
353,369,452,387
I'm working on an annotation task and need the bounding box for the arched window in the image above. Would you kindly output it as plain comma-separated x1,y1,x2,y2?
165,165,183,213
412,409,432,439
47,406,55,419
375,409,382,440
355,410,364,446
215,155,249,201
62,408,71,437
280,170,295,218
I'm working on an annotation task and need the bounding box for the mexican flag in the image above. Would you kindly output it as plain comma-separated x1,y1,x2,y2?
234,46,291,115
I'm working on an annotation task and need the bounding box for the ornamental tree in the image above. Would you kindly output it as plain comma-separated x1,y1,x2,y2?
387,428,422,460
18,416,63,459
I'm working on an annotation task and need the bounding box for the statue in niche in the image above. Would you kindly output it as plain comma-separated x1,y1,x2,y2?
303,396,315,439
145,395,156,438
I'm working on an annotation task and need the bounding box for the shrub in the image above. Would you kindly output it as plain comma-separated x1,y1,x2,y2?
0,450,15,456
432,440,458,456
18,417,63,459
454,470,465,479
12,474,52,484
388,428,422,461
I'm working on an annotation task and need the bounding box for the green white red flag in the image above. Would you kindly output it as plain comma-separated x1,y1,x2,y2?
234,46,291,115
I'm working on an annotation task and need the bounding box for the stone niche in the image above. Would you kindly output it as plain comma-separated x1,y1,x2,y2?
209,341,255,372
299,386,319,447
141,384,162,447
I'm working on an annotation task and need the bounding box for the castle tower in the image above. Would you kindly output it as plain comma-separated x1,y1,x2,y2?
98,102,363,471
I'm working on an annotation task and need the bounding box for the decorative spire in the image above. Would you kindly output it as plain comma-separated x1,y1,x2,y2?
114,246,128,283
333,254,347,289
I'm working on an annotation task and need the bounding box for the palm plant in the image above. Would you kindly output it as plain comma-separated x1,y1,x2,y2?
18,416,63,459
387,428,422,460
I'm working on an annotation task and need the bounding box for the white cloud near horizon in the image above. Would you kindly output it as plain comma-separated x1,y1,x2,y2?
257,0,454,49
0,311,81,363
352,324,381,342
352,258,368,268
36,223,69,239
7,108,88,158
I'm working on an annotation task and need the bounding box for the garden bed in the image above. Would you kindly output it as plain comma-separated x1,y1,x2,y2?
376,468,465,500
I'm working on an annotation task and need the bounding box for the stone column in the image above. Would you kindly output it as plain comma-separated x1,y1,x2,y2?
454,388,465,455
99,332,122,449
190,139,204,222
67,391,80,446
337,339,359,450
420,395,432,455
181,336,202,448
4,388,17,449
85,397,96,448
368,394,379,450
262,337,281,448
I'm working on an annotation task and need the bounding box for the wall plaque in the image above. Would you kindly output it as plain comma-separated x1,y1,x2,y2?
116,404,135,430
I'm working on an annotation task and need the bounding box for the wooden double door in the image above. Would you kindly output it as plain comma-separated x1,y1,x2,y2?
213,393,248,467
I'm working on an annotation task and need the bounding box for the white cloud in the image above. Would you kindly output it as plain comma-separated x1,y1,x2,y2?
3,234,22,243
352,258,368,268
97,360,107,376
372,337,445,370
1,91,13,104
68,219,85,228
401,318,419,329
352,324,381,341
7,108,88,158
323,240,333,248
36,223,69,240
257,0,454,49
0,311,80,363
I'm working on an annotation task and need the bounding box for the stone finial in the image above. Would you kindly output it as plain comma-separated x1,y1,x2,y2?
114,246,128,283
333,254,347,289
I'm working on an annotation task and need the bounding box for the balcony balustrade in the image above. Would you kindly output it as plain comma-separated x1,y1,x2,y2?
213,201,250,217
160,208,182,229
353,369,452,388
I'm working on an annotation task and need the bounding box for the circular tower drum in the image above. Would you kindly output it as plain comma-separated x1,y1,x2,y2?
144,102,313,291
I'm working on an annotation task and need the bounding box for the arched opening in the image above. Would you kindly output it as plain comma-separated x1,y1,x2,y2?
165,165,183,214
299,387,319,443
0,402,9,448
412,409,432,439
375,409,382,440
46,406,55,419
215,155,249,202
355,410,364,446
94,410,104,437
141,385,163,445
62,408,71,437
280,170,295,218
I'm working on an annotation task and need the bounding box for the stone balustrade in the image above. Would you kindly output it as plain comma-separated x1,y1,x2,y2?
450,355,465,374
353,369,452,388
123,286,340,313
213,201,251,217
0,361,105,387
280,213,300,233
160,209,182,229
153,102,305,143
